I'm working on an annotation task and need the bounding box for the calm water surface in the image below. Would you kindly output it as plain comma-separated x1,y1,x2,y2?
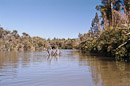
0,50,130,86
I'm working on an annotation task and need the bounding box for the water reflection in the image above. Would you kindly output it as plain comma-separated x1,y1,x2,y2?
47,55,60,65
0,50,130,86
78,52,130,86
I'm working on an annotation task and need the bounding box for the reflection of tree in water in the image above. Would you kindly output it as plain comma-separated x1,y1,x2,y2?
78,53,130,86
0,51,34,69
0,51,19,69
0,51,20,83
0,51,46,80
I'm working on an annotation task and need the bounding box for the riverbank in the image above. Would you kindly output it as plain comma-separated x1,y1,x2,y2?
79,27,130,62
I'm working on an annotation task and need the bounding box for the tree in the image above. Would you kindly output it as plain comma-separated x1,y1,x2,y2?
78,33,84,41
124,0,130,22
90,12,100,37
96,0,129,28
12,30,18,35
22,32,30,37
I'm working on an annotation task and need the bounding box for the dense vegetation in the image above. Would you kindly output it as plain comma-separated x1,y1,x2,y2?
0,27,80,51
48,38,79,49
79,0,130,62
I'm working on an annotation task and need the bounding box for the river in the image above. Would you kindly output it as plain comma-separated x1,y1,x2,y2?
0,50,130,86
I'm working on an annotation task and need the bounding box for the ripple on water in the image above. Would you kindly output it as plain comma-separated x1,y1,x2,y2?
0,50,130,86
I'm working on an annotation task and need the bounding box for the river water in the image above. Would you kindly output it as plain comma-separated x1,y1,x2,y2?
0,50,130,86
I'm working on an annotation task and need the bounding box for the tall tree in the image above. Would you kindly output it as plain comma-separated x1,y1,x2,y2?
90,12,100,37
96,0,125,27
124,0,130,22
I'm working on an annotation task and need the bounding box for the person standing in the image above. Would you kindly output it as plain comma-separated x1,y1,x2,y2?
54,47,60,56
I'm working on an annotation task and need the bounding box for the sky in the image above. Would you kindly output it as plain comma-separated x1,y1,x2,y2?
0,0,101,39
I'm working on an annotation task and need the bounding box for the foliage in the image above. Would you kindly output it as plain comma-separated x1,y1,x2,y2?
80,27,130,60
0,28,80,51
80,0,130,62
48,38,80,49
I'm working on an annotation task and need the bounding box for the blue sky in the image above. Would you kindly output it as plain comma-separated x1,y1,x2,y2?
0,0,101,39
